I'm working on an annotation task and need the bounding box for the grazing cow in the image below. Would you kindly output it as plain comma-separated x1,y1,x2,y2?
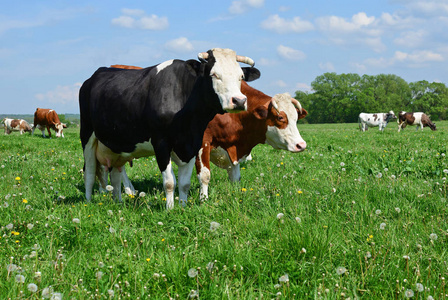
358,111,396,132
2,118,32,135
79,48,260,209
398,111,436,131
195,83,308,198
32,108,67,138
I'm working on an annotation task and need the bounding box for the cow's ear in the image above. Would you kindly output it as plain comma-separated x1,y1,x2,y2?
298,108,308,120
62,123,67,128
242,67,261,82
253,105,268,120
186,59,201,77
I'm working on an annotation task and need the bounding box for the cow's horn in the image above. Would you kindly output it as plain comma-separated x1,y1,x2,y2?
236,55,255,67
291,98,303,114
198,52,209,62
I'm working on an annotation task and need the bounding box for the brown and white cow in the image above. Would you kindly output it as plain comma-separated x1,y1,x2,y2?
195,81,308,198
398,111,436,132
32,108,67,138
2,118,32,135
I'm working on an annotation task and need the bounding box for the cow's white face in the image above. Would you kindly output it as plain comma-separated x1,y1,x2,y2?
209,49,247,111
265,93,307,152
55,123,64,138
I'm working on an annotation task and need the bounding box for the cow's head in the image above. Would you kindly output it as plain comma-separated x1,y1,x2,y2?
197,48,260,111
55,123,67,138
388,110,396,119
253,93,307,152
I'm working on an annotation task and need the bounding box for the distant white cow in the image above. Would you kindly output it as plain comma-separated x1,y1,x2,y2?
358,111,396,132
2,118,32,135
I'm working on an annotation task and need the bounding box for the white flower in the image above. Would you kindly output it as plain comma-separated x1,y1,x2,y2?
7,264,18,272
336,266,347,275
206,262,214,273
444,169,448,174
105,185,114,192
403,255,410,260
405,289,414,298
380,223,386,230
210,221,220,231
277,213,284,220
189,290,199,298
15,274,25,283
295,217,301,223
188,268,198,278
72,218,80,224
96,271,104,280
390,174,396,179
416,283,424,292
27,223,34,229
50,292,63,300
109,226,116,234
3,202,9,208
376,172,382,178
27,283,38,293
42,287,53,299
139,192,146,197
107,210,113,216
107,289,114,297
429,233,438,240
300,248,306,254
6,223,13,230
332,188,336,193
279,274,289,282
375,209,381,215
395,207,401,213
340,162,345,167
157,221,164,226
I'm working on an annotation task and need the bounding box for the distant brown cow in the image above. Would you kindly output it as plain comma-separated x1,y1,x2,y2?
398,111,436,131
2,118,32,135
32,108,67,138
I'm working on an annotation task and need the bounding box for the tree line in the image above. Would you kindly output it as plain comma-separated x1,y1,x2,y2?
295,73,448,124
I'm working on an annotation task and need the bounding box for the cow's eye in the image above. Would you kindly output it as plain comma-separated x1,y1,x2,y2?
277,115,285,122
211,73,220,80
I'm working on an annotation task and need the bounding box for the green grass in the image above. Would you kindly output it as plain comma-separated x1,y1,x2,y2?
1,123,448,299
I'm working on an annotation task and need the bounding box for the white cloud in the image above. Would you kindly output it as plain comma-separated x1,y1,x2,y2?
35,83,82,105
394,50,444,63
229,0,264,14
261,15,314,34
318,62,335,71
164,37,194,53
277,45,306,61
257,57,278,66
112,10,169,30
273,80,287,88
316,12,375,33
394,30,427,48
296,82,312,91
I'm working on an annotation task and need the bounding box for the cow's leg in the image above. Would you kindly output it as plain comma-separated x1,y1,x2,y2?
227,163,241,182
46,126,52,138
177,157,195,207
109,167,122,202
122,169,136,196
162,161,176,210
83,135,98,201
98,165,108,193
196,147,211,200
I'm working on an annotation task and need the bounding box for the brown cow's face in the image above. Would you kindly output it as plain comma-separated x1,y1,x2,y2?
265,93,307,152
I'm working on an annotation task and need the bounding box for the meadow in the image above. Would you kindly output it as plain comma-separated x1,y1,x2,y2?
1,122,448,299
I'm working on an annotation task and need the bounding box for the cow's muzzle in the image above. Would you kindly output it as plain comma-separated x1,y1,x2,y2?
231,96,247,111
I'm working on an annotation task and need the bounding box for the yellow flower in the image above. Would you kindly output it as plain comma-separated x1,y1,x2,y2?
15,177,21,181
297,190,303,194
22,199,28,203
163,198,166,201
161,238,165,242
276,193,280,197
241,188,247,192
15,240,19,243
146,258,151,262
241,167,246,170
12,231,20,236
98,203,103,205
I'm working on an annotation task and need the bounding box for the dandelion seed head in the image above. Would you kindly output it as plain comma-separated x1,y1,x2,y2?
416,283,424,292
295,217,301,223
210,221,220,231
279,274,289,282
404,289,414,298
277,213,284,219
27,283,38,293
105,185,114,192
15,274,25,283
7,264,18,272
380,223,386,230
139,192,146,197
72,218,80,224
6,223,13,230
395,207,401,213
429,233,438,240
50,292,62,300
96,271,104,280
375,209,381,215
107,289,114,297
336,267,347,275
27,223,34,229
188,268,198,278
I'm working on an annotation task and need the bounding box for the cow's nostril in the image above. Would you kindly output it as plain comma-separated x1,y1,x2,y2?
232,97,247,110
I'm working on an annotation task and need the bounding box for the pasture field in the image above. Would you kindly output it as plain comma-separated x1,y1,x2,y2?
1,122,448,299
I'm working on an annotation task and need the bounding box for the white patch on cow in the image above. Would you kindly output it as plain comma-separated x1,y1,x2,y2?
197,148,211,199
171,152,195,206
209,48,246,111
162,160,176,210
265,93,306,152
156,59,174,74
84,133,99,201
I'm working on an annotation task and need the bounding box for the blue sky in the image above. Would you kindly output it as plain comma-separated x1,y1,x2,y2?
1,0,448,114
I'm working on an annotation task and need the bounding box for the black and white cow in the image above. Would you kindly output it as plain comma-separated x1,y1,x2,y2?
79,48,260,209
358,111,396,132
398,111,436,131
